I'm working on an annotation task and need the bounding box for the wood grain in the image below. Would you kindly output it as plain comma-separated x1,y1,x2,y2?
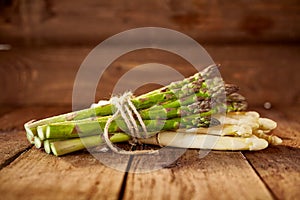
208,44,300,108
0,106,298,199
243,108,300,200
245,146,300,200
0,106,131,199
0,0,299,46
0,106,70,169
0,1,298,198
123,151,273,200
0,45,299,107
0,148,126,200
0,48,89,106
0,130,31,168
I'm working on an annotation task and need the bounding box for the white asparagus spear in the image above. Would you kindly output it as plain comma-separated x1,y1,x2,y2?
258,118,277,131
140,131,269,151
253,130,282,145
179,124,253,137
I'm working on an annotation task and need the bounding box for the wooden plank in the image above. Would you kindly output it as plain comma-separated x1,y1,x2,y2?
206,44,300,108
0,148,126,200
276,105,300,125
244,107,300,200
0,130,31,168
0,106,131,199
0,45,299,106
0,0,299,46
124,150,273,200
0,106,70,168
0,48,89,106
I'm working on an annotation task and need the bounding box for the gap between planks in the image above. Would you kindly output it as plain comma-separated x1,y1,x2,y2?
0,106,299,199
243,154,278,200
0,148,127,200
242,107,300,200
0,106,71,168
122,150,274,200
0,45,299,106
120,107,300,199
0,144,32,170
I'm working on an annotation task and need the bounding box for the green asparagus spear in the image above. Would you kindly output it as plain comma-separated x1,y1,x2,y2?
50,133,131,156
24,65,237,138
38,98,247,140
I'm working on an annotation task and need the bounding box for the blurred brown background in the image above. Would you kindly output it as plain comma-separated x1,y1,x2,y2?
0,0,299,109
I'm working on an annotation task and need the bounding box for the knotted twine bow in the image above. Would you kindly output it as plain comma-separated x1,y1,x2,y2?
102,92,159,155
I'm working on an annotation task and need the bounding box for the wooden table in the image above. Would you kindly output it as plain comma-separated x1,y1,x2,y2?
0,1,299,199
0,105,299,200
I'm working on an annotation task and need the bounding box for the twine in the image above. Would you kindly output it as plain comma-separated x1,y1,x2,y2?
102,92,158,155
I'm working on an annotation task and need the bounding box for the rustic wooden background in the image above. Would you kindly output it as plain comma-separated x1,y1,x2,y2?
0,1,299,200
0,0,299,107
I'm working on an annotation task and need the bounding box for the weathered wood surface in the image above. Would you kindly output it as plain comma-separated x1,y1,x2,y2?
0,45,299,106
0,106,298,199
124,107,300,199
0,106,69,167
0,148,126,200
0,106,127,200
0,130,30,169
125,151,273,200
0,107,18,166
0,1,298,198
244,107,300,200
0,0,299,46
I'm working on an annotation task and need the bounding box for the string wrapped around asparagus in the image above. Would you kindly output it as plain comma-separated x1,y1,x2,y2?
24,65,281,156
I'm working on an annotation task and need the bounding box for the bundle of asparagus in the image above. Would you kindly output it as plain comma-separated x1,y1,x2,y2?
24,65,282,156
